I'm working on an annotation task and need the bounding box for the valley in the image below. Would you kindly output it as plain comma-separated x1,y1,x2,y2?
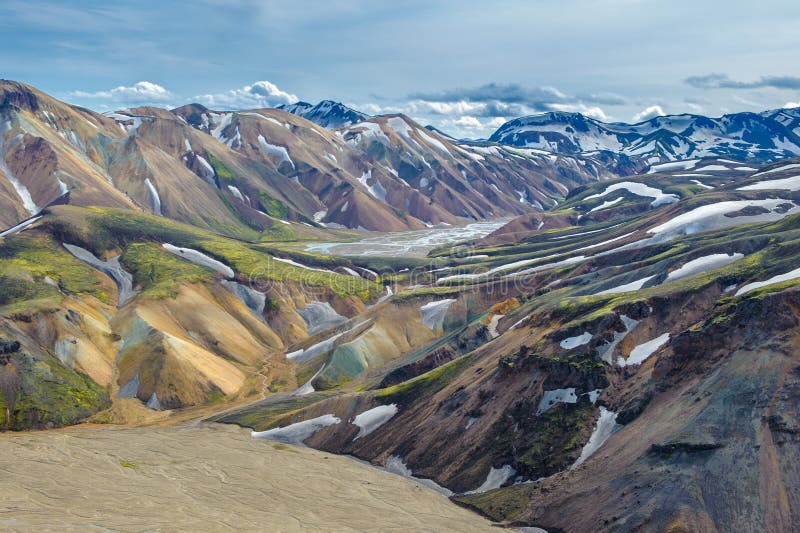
2,80,800,531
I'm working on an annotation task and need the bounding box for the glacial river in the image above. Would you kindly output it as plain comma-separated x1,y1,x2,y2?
305,219,510,257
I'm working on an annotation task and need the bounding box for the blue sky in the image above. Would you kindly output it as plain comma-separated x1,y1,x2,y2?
2,0,799,138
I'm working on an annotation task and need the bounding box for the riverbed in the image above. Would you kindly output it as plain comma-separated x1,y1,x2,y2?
305,219,509,257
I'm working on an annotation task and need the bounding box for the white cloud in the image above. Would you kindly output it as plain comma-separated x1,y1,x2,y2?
443,116,483,129
70,81,173,105
784,101,800,109
632,105,666,122
194,81,299,109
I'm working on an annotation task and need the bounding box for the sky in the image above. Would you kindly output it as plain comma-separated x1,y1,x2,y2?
1,0,800,138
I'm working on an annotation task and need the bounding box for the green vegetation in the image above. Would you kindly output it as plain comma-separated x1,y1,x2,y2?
45,207,381,301
0,347,110,431
121,242,212,299
0,232,109,309
205,152,235,181
257,191,290,219
375,353,474,404
119,460,140,470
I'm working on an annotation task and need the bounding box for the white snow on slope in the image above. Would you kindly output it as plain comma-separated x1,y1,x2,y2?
258,134,295,169
227,185,245,202
736,267,800,297
144,179,162,216
416,128,451,155
537,388,577,415
420,299,456,330
695,164,731,171
211,112,233,141
358,170,387,202
162,244,234,278
665,253,743,282
221,280,266,318
63,244,135,306
738,175,800,191
596,315,640,364
0,121,39,215
384,455,453,496
589,197,624,212
196,155,216,185
347,121,390,145
753,163,800,176
488,314,504,339
251,414,340,444
466,465,516,494
57,176,69,195
506,255,587,278
286,322,369,363
648,199,799,238
0,215,42,238
274,257,335,273
550,226,615,240
352,404,398,440
298,301,347,336
619,333,670,366
597,275,655,295
691,179,714,189
436,256,551,283
647,160,698,173
291,364,325,396
584,181,678,208
560,332,592,349
577,232,637,252
571,407,623,468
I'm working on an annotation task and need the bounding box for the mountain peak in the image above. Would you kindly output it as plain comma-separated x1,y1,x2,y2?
279,99,370,128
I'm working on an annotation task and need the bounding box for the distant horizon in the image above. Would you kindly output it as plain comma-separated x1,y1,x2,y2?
2,0,798,138
6,76,796,143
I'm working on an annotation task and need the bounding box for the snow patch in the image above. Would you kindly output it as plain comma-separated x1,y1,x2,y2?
63,244,134,306
352,404,398,440
736,267,800,297
596,315,639,364
420,299,456,330
537,388,577,415
738,175,800,191
466,465,516,494
162,244,234,278
257,135,295,169
584,181,678,208
665,253,743,283
619,333,670,366
144,179,162,216
251,414,341,444
571,407,622,468
560,332,592,349
298,301,347,335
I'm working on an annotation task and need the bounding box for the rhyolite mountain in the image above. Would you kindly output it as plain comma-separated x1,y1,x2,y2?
0,80,615,232
490,108,800,164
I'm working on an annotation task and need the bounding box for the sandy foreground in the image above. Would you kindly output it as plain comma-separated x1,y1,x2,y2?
0,423,497,532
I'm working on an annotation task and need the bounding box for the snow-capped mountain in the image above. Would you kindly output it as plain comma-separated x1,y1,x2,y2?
490,108,800,163
278,100,370,129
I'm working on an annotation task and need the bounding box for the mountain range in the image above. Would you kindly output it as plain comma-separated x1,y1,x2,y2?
2,79,800,531
490,108,800,163
0,80,618,234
